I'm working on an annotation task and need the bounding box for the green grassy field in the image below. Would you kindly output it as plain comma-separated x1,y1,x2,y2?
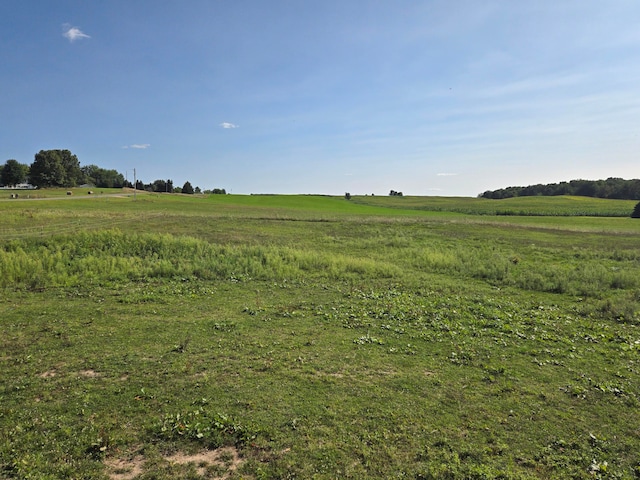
351,194,638,217
1,191,639,479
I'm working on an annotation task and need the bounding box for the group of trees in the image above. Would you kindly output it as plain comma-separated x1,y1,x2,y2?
137,179,175,193
134,179,226,194
2,149,226,195
480,178,640,200
81,164,126,189
134,180,227,194
1,150,127,189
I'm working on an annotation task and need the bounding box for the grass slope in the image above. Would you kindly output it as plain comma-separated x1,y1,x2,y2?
1,192,639,479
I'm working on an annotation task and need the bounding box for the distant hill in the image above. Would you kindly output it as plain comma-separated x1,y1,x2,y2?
480,178,640,200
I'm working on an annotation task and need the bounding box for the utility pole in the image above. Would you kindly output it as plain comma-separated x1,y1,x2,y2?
133,168,137,200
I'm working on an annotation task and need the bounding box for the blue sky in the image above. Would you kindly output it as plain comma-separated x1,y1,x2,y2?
1,1,639,196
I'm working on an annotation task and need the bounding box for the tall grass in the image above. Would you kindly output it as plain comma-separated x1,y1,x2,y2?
0,230,401,289
2,228,638,304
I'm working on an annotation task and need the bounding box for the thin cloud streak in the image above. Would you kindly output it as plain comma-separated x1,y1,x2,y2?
220,122,239,129
122,144,151,149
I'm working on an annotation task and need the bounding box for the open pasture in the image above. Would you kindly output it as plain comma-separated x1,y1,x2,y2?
351,194,638,217
1,192,639,479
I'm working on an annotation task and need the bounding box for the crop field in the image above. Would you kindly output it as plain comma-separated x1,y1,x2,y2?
351,194,638,217
1,191,639,479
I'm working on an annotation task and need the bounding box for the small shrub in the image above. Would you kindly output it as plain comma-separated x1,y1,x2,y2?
595,297,639,324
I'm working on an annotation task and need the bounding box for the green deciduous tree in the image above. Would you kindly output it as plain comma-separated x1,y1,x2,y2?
29,150,83,188
29,152,65,188
1,159,29,187
81,165,125,188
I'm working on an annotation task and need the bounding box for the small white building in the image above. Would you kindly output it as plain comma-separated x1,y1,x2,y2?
0,183,36,189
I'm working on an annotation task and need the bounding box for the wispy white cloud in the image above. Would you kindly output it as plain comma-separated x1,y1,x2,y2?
62,24,90,42
220,122,239,129
437,173,457,176
122,144,151,149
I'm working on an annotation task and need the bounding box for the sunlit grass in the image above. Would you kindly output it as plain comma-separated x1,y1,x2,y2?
1,193,639,478
351,194,638,217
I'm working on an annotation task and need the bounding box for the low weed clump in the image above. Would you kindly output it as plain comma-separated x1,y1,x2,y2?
1,194,639,478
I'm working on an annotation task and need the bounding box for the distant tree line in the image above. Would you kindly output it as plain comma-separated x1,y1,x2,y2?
480,178,640,200
82,164,127,188
135,180,225,194
204,188,227,195
1,149,226,194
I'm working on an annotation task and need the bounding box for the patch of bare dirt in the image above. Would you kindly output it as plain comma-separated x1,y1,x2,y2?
38,369,103,379
104,446,244,479
166,447,243,476
104,455,145,480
